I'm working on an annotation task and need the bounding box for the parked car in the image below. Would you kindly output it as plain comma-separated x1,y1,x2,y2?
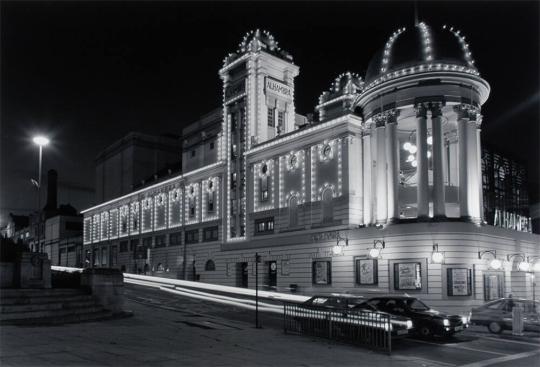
297,295,413,337
365,296,468,338
470,298,540,334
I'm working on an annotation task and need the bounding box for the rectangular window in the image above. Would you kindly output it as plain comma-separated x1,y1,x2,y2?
260,177,268,202
203,226,219,242
191,150,196,157
355,258,378,285
267,107,275,127
277,111,284,133
394,262,422,290
185,229,199,244
110,245,118,266
208,192,215,212
154,235,166,248
101,247,107,266
169,232,182,246
129,239,139,252
119,241,129,253
255,217,274,235
210,142,215,150
312,260,331,285
447,268,472,296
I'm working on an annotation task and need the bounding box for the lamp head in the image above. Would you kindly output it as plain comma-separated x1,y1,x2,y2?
33,136,50,147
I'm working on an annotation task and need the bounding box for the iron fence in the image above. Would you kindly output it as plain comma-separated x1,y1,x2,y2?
283,302,392,354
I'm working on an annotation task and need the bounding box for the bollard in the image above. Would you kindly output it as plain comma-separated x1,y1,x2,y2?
512,305,524,336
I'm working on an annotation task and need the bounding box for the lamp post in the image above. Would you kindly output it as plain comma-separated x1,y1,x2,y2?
32,135,49,253
255,253,261,328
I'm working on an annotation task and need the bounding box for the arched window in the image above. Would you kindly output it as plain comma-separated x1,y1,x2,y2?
205,260,216,271
289,196,298,227
322,188,334,223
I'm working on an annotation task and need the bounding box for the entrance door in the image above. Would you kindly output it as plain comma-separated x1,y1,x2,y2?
268,261,277,291
236,262,248,288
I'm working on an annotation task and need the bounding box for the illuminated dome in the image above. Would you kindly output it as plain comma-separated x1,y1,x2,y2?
223,29,293,66
365,22,478,84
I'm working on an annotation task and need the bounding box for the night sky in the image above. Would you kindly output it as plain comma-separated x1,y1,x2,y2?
1,1,539,225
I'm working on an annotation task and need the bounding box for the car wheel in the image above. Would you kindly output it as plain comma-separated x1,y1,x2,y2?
488,321,503,334
418,326,432,338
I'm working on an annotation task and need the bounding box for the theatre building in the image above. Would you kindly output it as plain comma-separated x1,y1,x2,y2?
82,25,539,314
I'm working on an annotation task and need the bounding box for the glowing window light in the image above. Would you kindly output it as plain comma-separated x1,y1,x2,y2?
109,208,119,239
202,177,220,222
119,205,129,237
83,217,92,244
185,183,200,225
168,187,183,228
141,197,153,233
153,192,168,231
92,214,100,243
129,201,140,235
100,211,109,241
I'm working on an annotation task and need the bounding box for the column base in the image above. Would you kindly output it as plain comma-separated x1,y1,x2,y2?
417,215,430,222
386,217,400,224
432,215,447,222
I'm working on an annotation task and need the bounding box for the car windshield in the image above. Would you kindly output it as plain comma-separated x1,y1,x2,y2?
406,299,430,311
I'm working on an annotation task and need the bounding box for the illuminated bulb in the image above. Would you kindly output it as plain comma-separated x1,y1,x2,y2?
369,248,381,259
518,262,530,272
490,259,502,270
403,142,412,151
427,136,433,145
407,154,415,162
427,151,432,158
409,145,417,154
432,252,444,264
332,245,343,256
411,160,418,168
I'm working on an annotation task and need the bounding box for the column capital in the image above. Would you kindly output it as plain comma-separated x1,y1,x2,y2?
415,103,428,118
453,103,480,120
429,101,444,118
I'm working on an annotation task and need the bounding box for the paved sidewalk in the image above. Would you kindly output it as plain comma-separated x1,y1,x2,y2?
0,299,427,367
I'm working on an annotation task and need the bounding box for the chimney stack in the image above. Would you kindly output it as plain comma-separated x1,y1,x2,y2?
44,169,58,211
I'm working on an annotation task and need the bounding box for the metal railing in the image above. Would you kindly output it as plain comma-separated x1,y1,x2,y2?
283,303,392,354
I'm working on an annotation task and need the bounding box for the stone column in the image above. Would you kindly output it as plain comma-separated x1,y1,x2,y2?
375,115,387,224
362,131,372,226
415,103,429,219
476,115,484,223
430,102,446,219
467,110,481,223
455,104,470,220
386,110,400,223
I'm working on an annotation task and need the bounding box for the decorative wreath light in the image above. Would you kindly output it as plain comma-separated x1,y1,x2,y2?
318,183,336,201
286,152,299,171
318,141,335,162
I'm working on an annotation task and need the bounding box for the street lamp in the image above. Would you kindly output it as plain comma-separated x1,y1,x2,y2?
369,240,385,259
32,135,49,253
507,254,529,272
431,244,445,264
331,232,348,256
479,250,502,270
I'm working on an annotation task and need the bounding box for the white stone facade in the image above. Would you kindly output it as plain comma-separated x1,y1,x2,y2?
81,26,539,312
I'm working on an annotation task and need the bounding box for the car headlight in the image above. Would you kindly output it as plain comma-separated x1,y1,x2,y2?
406,320,413,329
443,318,450,326
461,316,469,324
